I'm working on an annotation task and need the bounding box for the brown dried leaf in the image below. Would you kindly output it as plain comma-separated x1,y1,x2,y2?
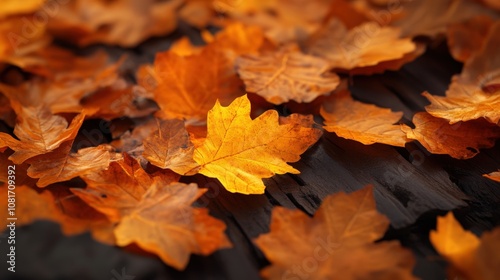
143,119,198,175
306,19,416,71
0,185,114,244
321,90,408,147
393,0,498,37
114,182,231,270
236,45,339,104
72,153,179,222
447,15,494,62
424,22,500,125
48,0,183,47
0,104,85,164
27,141,114,187
401,112,500,159
255,185,416,280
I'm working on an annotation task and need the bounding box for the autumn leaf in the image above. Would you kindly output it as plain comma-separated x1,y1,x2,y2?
255,185,416,280
447,15,494,62
401,112,500,159
430,212,500,280
81,81,157,120
223,0,332,44
152,45,243,122
305,19,416,71
0,185,114,244
114,182,231,270
0,50,121,114
0,16,51,67
143,119,199,175
191,95,322,194
0,104,85,164
347,43,426,75
47,0,183,47
236,45,340,104
208,22,265,61
320,90,408,147
72,154,227,269
72,153,179,222
424,21,500,125
393,0,498,37
27,141,114,187
483,170,500,183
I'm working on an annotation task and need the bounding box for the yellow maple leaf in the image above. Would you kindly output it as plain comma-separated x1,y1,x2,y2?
192,94,322,194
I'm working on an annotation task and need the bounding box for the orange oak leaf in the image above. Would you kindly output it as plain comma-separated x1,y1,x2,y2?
306,19,416,71
143,119,198,175
48,0,183,47
192,95,322,194
152,45,243,122
0,104,85,164
430,212,500,280
113,182,231,270
424,22,500,125
72,153,179,222
483,170,500,183
27,141,114,187
447,15,494,62
0,185,114,244
401,112,500,159
255,185,416,280
320,90,408,147
236,45,340,104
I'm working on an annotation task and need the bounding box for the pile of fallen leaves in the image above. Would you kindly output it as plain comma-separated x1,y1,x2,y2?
1,0,500,278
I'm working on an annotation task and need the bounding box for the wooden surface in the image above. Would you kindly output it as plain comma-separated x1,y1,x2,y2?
1,30,500,280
